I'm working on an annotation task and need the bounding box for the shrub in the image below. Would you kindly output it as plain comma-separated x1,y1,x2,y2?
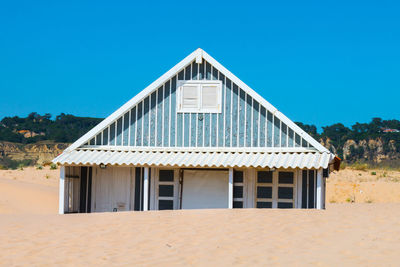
340,161,347,170
352,162,369,171
36,165,43,170
0,164,7,170
371,171,376,175
50,163,57,170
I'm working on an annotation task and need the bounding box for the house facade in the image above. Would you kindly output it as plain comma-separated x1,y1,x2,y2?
53,48,340,213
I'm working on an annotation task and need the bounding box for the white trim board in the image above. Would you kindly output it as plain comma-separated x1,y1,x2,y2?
64,48,328,153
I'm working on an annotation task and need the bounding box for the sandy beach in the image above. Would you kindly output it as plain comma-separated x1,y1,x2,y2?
1,167,400,266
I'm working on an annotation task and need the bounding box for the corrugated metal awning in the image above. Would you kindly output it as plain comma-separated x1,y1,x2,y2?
53,148,335,169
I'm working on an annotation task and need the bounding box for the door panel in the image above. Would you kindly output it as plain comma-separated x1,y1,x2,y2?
182,170,229,209
94,167,132,212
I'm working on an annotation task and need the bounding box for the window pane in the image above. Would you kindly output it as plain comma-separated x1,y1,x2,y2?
159,200,173,210
233,201,243,208
201,85,218,108
182,85,198,108
257,186,272,198
159,185,174,197
257,202,272,208
233,186,243,198
233,171,243,183
278,187,293,199
278,202,293,209
257,171,272,183
159,170,174,182
279,172,294,184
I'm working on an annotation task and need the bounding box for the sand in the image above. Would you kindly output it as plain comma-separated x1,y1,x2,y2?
0,167,400,266
327,168,400,203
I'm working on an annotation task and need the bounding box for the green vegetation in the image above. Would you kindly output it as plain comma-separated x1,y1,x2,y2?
0,156,33,170
352,163,369,171
50,163,58,170
0,112,103,144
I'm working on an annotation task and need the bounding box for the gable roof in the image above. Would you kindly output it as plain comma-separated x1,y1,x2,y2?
64,48,328,153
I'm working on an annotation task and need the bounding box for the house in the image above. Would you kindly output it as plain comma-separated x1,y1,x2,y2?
53,48,340,214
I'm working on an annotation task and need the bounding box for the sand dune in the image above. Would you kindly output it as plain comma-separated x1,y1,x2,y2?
0,178,57,214
1,204,400,266
1,167,400,266
327,168,400,203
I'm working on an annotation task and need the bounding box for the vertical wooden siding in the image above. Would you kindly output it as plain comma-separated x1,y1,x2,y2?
88,59,311,148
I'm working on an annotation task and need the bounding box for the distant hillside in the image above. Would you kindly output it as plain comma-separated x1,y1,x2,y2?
0,112,103,144
296,118,400,168
0,113,399,169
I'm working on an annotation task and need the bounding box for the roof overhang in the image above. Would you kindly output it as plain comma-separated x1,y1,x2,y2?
53,147,335,169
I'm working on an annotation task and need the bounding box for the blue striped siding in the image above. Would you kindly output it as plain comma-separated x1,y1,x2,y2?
190,113,196,147
150,92,156,146
239,89,245,147
116,117,122,146
170,77,177,146
245,95,252,147
252,101,259,147
288,128,294,147
163,81,170,146
96,133,101,145
102,127,108,145
267,112,273,147
156,87,163,146
192,63,198,80
85,59,312,150
143,96,149,146
123,113,129,146
136,103,142,146
177,113,183,147
211,113,217,147
197,114,204,146
129,107,136,146
231,84,238,147
110,122,116,146
259,107,266,147
218,73,225,146
184,113,190,147
224,79,231,147
204,113,210,147
273,117,280,147
281,122,287,147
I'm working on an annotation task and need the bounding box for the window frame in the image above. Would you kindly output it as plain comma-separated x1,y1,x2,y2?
255,169,297,209
155,168,179,210
233,170,245,208
177,80,222,113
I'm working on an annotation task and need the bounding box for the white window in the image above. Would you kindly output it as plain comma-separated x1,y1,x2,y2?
177,80,222,113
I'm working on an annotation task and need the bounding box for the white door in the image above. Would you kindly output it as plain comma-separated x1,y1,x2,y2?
182,170,229,209
94,167,132,212
112,168,132,211
94,167,113,212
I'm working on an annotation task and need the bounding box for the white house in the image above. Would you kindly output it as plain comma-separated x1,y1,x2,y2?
53,48,340,213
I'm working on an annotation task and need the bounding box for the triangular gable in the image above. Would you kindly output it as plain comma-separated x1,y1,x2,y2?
65,49,328,153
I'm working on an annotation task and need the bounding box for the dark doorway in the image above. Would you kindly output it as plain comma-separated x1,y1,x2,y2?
80,167,92,213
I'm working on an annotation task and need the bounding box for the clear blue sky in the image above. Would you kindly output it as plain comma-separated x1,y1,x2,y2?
1,1,399,130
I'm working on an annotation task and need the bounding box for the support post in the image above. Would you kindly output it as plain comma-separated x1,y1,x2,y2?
59,166,65,214
228,168,233,209
316,168,323,209
143,167,149,211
